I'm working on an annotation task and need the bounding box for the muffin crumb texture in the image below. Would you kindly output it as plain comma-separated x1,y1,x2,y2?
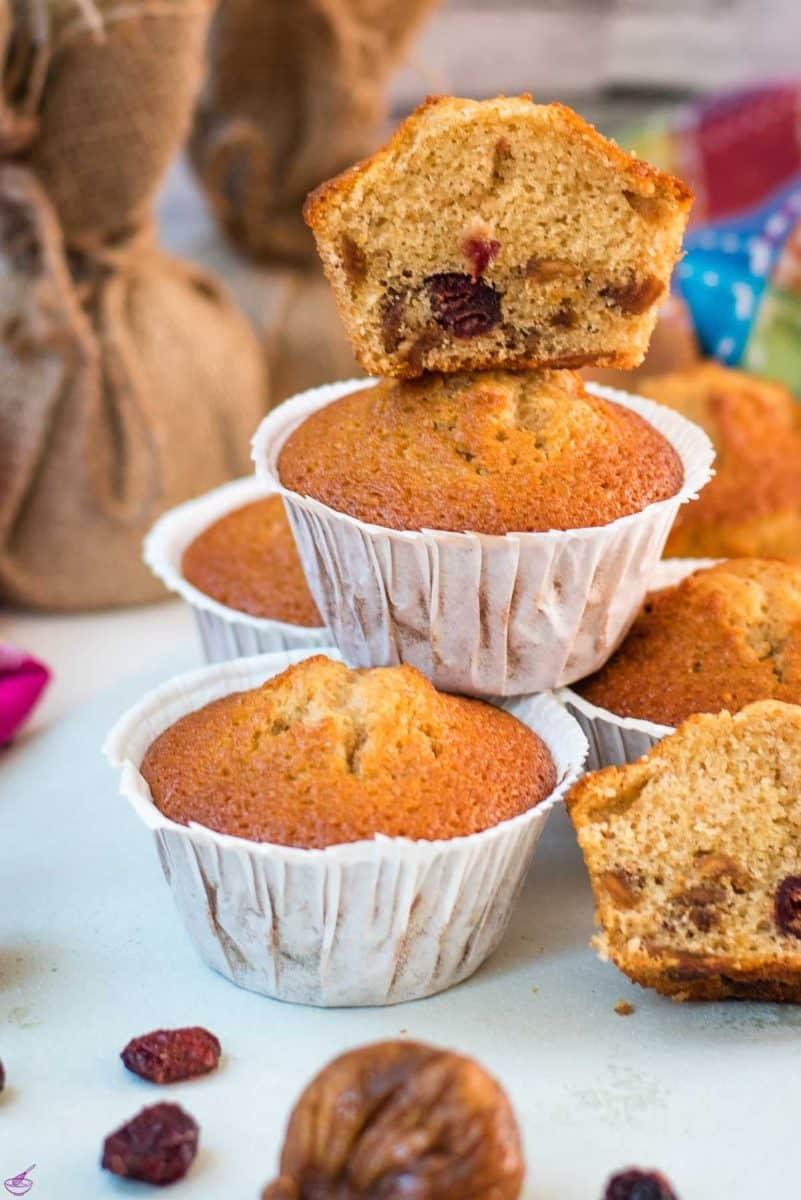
640,362,801,562
181,495,322,626
568,700,801,1001
141,656,556,848
278,370,683,534
576,558,801,727
305,95,692,377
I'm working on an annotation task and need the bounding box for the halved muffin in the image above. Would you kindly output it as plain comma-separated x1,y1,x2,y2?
568,700,801,1001
304,95,692,377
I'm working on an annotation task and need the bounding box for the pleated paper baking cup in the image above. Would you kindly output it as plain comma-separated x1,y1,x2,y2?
143,476,329,663
562,557,722,770
104,647,587,1007
251,379,715,697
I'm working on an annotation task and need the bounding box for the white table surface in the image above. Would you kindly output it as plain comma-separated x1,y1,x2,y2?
2,607,801,1199
2,604,195,733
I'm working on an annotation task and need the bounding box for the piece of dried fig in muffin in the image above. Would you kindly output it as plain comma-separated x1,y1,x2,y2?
261,1040,524,1199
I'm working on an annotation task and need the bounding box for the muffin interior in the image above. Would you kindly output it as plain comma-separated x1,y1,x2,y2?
306,96,691,377
568,701,801,1000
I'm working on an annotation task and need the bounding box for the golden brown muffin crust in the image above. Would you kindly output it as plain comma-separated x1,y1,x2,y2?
278,370,683,534
181,495,322,626
575,558,801,727
567,701,801,1001
141,655,556,848
640,362,801,562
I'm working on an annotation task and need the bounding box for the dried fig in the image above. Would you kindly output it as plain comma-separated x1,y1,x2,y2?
262,1040,524,1199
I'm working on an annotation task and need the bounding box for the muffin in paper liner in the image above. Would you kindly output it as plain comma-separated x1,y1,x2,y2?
561,557,722,770
143,476,329,663
251,379,715,698
103,647,587,1007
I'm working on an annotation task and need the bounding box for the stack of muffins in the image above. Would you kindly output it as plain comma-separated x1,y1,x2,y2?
108,95,801,1013
253,95,710,697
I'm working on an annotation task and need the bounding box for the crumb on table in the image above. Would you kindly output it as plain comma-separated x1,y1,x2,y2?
615,1000,635,1016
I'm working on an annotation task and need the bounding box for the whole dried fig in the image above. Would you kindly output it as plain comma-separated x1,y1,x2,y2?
262,1040,524,1199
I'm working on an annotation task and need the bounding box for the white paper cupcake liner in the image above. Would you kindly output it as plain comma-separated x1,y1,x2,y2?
143,476,329,663
251,379,715,697
561,557,722,770
103,647,587,1008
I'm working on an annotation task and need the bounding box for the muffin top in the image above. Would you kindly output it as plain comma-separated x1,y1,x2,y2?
640,362,801,561
181,495,322,626
141,655,556,849
278,370,683,534
575,558,801,727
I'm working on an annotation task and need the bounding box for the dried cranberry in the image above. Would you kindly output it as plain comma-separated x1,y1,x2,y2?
102,1102,199,1185
121,1027,221,1084
461,235,500,280
604,1168,678,1200
426,272,502,338
775,875,801,938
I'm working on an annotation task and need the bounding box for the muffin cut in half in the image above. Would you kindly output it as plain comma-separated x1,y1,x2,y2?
574,558,801,727
181,494,322,626
640,362,801,562
304,95,693,378
278,369,683,534
568,700,801,1001
141,654,556,848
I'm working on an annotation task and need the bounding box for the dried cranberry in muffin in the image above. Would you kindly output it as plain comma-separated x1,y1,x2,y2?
775,876,801,939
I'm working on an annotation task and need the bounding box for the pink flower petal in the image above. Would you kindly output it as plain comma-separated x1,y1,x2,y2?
0,646,51,744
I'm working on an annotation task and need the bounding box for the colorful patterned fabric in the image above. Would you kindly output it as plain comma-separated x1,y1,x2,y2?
626,83,801,394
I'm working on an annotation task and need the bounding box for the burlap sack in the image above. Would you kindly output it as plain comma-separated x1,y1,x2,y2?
189,0,439,263
0,0,267,610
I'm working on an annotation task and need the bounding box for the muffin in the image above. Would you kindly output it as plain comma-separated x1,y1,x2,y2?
305,95,692,377
574,558,801,728
639,362,801,561
278,370,684,534
144,480,329,664
567,700,801,1001
141,654,556,848
181,494,321,625
254,377,713,696
106,648,586,1005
